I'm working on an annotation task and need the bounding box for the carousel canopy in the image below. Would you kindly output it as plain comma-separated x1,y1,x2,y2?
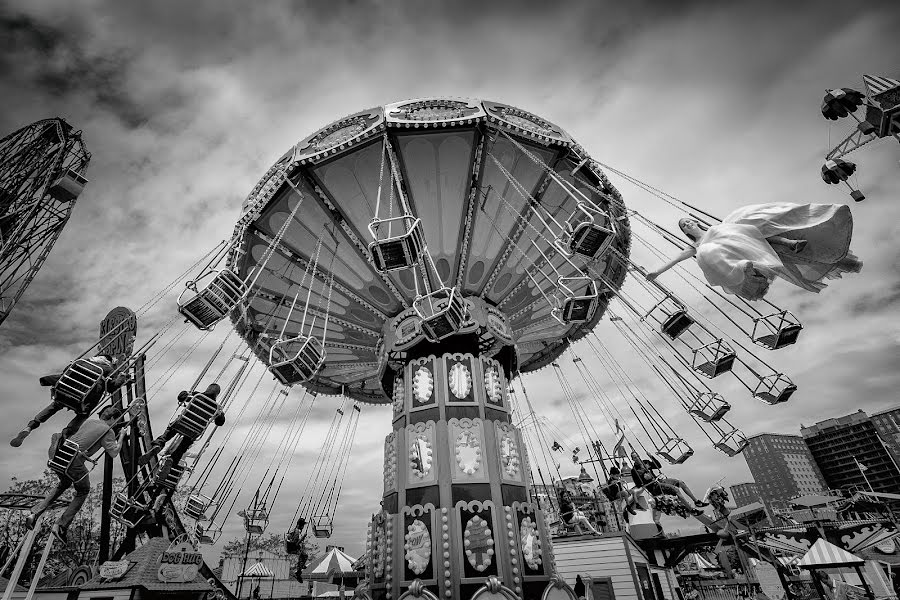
229,97,630,403
305,546,359,578
797,538,864,568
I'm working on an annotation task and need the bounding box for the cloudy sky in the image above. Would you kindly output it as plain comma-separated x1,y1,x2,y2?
1,0,899,559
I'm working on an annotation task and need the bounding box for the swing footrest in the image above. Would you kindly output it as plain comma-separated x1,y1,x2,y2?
687,393,730,422
415,287,467,342
368,216,426,272
171,393,220,440
53,359,106,413
177,269,247,331
268,335,326,385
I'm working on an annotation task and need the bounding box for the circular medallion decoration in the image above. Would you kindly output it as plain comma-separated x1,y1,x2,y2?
311,116,374,152
520,517,542,570
392,376,405,415
448,362,472,400
464,515,495,572
404,519,432,575
455,431,482,475
499,435,520,477
876,539,897,554
409,435,433,478
483,366,503,404
390,99,471,121
413,366,434,404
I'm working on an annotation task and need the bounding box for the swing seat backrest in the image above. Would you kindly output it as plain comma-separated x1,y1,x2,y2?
48,438,85,479
564,205,616,259
557,276,598,324
312,515,333,538
367,216,426,272
661,310,694,340
177,269,247,330
269,335,326,385
53,359,107,412
171,392,220,440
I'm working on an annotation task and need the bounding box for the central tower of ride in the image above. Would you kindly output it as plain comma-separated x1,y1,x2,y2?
229,97,631,600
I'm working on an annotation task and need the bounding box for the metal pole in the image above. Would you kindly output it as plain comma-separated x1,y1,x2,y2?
237,530,252,599
855,565,875,600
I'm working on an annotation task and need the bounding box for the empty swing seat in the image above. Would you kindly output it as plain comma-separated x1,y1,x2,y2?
47,168,88,203
567,219,615,259
661,310,694,339
177,269,247,330
752,311,802,350
691,339,736,378
687,393,731,422
415,287,467,342
197,526,222,545
713,429,749,457
658,437,694,465
312,515,333,538
557,277,598,324
244,508,269,535
47,439,89,481
753,373,797,405
171,392,220,440
111,492,149,527
53,359,107,413
268,335,326,385
368,216,426,272
185,493,214,521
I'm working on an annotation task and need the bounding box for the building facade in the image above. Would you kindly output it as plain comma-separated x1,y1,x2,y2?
729,482,760,508
742,433,827,510
870,406,900,465
801,410,900,493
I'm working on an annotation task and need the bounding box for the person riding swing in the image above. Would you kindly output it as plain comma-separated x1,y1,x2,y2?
26,406,127,542
556,482,601,536
11,354,129,447
139,383,225,466
600,465,646,523
629,450,708,515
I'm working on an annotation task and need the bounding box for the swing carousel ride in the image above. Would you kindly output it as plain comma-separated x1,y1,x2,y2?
5,97,838,600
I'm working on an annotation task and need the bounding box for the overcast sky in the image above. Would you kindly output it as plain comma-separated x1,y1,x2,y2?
1,0,898,559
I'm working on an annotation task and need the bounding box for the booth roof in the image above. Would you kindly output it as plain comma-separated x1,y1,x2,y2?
81,537,214,592
797,538,865,568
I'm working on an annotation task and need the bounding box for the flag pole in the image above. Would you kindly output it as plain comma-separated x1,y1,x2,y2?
855,457,874,493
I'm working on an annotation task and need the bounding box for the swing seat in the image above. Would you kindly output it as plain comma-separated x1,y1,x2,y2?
661,310,694,340
185,493,214,521
244,507,269,535
414,286,467,342
691,339,736,379
268,335,326,385
47,168,88,203
52,359,107,413
687,392,730,422
556,276,598,324
713,429,749,457
47,439,89,481
312,515,333,538
153,456,187,491
367,216,426,272
752,311,802,350
110,492,149,527
171,392,221,440
658,437,694,465
177,269,247,331
753,373,797,405
556,203,616,259
198,528,222,545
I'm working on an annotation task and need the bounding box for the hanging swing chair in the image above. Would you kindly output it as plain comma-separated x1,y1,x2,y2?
559,202,617,259
643,294,695,340
185,493,215,521
244,506,269,535
171,392,221,441
414,286,467,342
751,310,802,350
657,437,694,465
269,335,326,385
690,338,736,378
153,455,187,492
311,514,334,539
110,492,150,527
196,522,223,545
368,215,426,272
177,268,248,331
556,276,599,324
753,372,797,405
713,428,749,457
687,392,731,422
47,439,94,482
52,358,108,413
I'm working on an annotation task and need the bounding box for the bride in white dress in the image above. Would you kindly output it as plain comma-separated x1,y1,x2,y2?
646,202,862,301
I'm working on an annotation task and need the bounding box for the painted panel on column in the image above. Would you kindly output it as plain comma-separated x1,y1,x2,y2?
495,421,523,484
402,504,437,584
393,372,406,420
384,432,398,495
446,353,476,403
448,418,489,483
411,357,437,409
407,421,437,487
482,358,506,409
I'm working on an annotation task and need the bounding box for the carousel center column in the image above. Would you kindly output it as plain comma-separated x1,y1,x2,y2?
368,345,556,600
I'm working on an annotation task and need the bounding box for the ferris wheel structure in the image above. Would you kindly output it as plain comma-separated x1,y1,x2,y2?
0,117,90,326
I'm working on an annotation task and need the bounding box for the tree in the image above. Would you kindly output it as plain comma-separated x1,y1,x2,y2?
0,470,128,583
218,532,319,576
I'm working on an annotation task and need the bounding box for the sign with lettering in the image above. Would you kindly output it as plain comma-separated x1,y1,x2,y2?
99,306,137,362
99,560,132,580
157,539,203,583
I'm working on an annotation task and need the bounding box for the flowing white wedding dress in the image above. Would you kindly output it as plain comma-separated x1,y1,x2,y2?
694,202,861,300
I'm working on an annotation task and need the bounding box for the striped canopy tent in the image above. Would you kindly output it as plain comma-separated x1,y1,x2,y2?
243,562,275,578
304,547,360,581
798,538,864,569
